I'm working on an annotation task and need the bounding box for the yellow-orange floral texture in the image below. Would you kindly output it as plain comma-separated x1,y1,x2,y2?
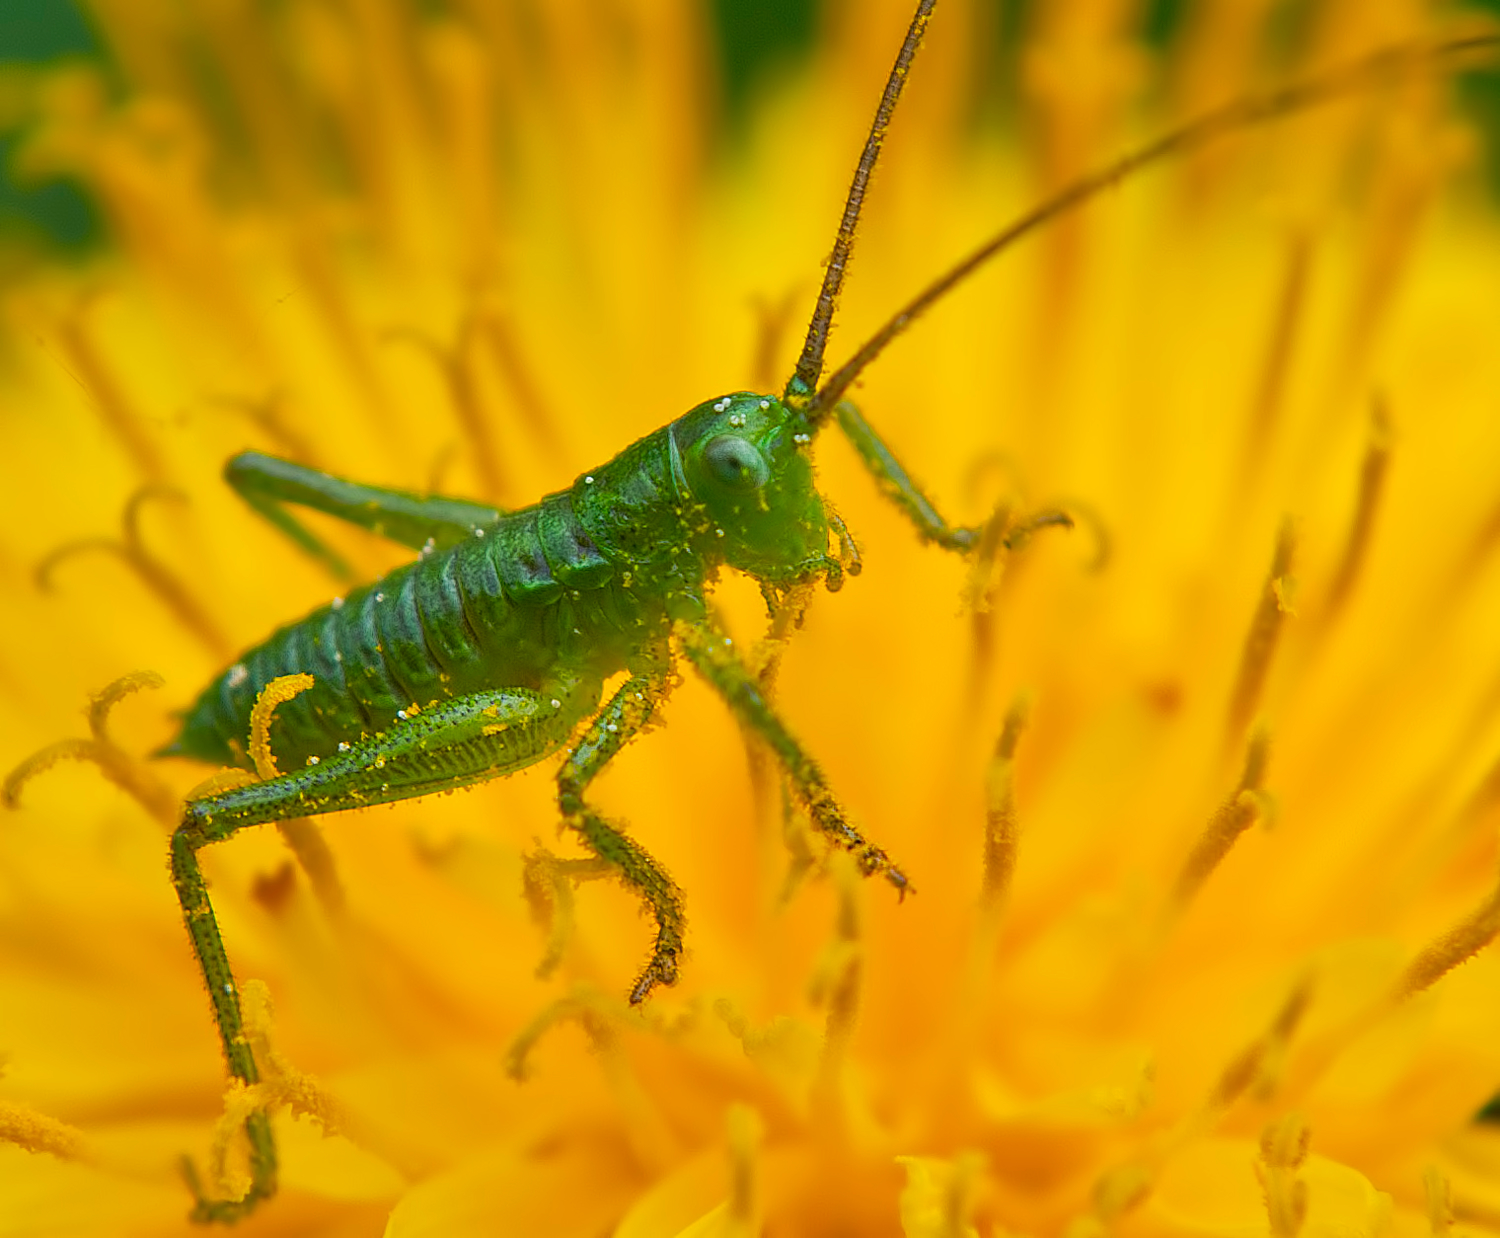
7,0,1500,1233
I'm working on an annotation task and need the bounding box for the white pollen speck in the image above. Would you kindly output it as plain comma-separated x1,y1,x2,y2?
307,755,320,766
724,637,733,646
607,723,618,733
397,709,408,720
759,399,770,409
334,651,343,662
331,596,344,610
551,698,561,708
227,663,248,688
713,398,730,412
223,983,234,995
715,528,724,538
375,592,385,603
793,432,811,444
584,475,595,484
338,742,351,752
475,528,485,538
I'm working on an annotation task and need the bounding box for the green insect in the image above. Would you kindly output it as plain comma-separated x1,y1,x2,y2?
138,0,1493,1222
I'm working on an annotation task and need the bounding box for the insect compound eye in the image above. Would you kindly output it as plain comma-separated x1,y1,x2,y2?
701,434,770,492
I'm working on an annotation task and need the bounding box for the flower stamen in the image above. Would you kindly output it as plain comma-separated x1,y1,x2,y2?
723,1103,764,1236
1170,724,1273,913
56,296,165,482
1392,866,1500,1002
896,1151,985,1238
1323,396,1392,620
1254,1112,1310,1238
3,671,176,825
1423,1164,1453,1238
0,1099,90,1162
1242,230,1314,487
36,486,233,660
247,674,345,914
1227,520,1297,748
810,853,863,1124
384,320,505,502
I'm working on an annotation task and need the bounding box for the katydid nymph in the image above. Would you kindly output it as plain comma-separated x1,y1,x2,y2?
100,0,1496,1222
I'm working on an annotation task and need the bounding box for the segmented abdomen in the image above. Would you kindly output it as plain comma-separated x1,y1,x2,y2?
169,490,640,770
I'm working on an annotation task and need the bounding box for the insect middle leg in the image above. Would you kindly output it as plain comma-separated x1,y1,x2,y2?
679,621,909,894
171,678,598,1221
554,667,685,1004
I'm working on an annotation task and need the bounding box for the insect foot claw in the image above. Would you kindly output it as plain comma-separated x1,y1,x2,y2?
629,948,680,1005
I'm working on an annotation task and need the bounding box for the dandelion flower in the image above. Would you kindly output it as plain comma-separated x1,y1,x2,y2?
4,1,1500,1235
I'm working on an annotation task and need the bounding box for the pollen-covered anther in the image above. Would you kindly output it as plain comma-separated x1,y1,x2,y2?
247,673,315,781
1170,724,1273,912
1254,1113,1310,1238
3,671,176,826
723,1103,764,1235
1391,866,1500,1001
35,486,232,660
981,694,1030,916
1323,396,1393,619
0,1098,92,1163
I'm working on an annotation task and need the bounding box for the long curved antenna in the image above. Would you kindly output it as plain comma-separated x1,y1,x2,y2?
786,0,938,405
805,31,1500,425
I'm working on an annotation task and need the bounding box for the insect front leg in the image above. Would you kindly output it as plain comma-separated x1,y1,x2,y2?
555,668,685,1005
170,680,597,1222
225,451,504,579
833,400,981,552
679,621,909,895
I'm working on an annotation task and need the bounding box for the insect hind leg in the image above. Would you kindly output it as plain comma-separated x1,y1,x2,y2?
170,678,598,1222
226,451,504,579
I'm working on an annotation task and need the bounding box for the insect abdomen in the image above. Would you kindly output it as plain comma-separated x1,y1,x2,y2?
167,489,640,771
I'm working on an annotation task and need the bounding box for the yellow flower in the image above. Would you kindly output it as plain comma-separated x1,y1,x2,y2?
5,0,1500,1233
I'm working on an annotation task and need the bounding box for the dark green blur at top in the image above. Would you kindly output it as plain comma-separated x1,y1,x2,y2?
7,0,1500,254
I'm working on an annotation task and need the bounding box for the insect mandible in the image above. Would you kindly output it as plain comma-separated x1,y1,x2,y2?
67,0,1496,1223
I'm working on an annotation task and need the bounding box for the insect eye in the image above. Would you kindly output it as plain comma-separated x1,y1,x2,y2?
702,435,769,492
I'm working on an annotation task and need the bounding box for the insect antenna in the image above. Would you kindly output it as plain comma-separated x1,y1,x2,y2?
803,30,1500,427
785,0,938,406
